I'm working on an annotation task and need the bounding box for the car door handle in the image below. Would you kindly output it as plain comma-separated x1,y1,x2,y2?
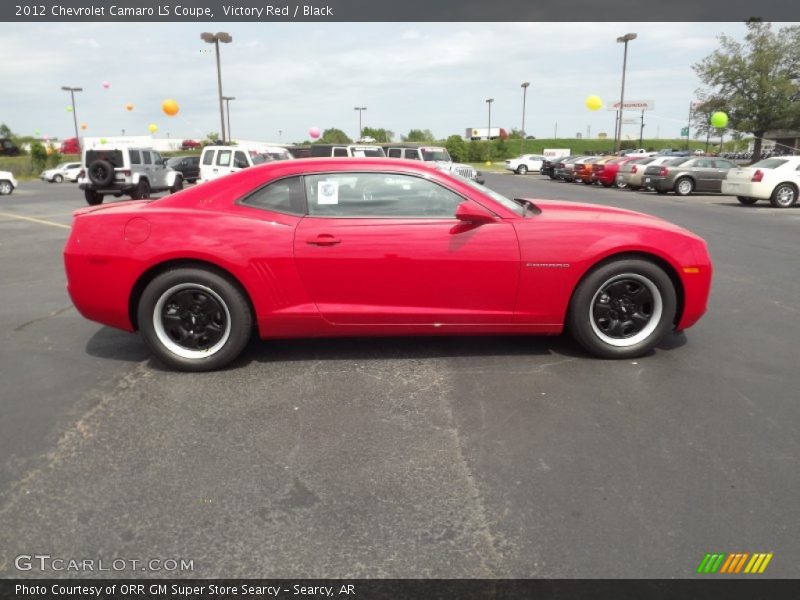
306,234,341,246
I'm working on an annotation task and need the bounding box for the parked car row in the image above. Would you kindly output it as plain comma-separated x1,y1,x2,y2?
540,153,800,208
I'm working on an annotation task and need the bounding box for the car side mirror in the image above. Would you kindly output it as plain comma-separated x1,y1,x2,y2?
454,201,496,225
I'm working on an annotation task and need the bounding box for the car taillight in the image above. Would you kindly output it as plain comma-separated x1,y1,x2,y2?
659,167,669,176
631,166,637,174
752,169,764,182
557,163,564,168
121,169,131,176
78,169,85,178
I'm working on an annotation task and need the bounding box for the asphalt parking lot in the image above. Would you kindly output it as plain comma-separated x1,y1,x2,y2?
0,175,798,578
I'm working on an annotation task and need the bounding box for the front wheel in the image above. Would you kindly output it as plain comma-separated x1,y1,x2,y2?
770,183,797,208
137,268,253,371
568,259,677,359
54,174,64,183
736,196,758,205
0,180,13,195
616,180,628,189
170,176,184,194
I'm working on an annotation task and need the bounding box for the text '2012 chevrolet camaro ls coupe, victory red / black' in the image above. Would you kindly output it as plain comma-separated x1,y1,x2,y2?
64,158,712,371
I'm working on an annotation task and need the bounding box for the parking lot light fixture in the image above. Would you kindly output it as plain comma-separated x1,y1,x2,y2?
354,107,367,140
485,98,494,143
520,82,530,156
61,86,83,152
615,32,637,152
201,32,233,143
222,96,236,142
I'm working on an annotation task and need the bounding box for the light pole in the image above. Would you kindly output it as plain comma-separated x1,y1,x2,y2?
520,82,530,156
61,86,82,151
201,32,233,143
614,32,637,152
222,96,235,142
354,107,367,140
485,98,494,141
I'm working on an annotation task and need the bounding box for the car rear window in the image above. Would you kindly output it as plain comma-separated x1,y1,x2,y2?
751,158,788,169
85,150,124,168
130,150,141,165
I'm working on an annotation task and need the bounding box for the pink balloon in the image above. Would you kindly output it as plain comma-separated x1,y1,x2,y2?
309,127,320,139
102,81,110,89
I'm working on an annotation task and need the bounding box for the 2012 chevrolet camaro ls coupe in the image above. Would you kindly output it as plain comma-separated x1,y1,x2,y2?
64,158,712,371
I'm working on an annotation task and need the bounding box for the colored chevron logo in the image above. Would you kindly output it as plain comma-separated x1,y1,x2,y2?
696,552,773,574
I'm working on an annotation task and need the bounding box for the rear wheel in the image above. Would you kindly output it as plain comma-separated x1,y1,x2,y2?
616,180,628,189
674,177,694,196
137,268,253,371
130,178,150,200
84,190,103,205
770,183,797,208
516,165,528,175
568,259,677,359
736,196,758,205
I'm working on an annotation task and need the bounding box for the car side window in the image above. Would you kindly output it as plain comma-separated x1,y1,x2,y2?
695,159,712,168
305,172,464,218
152,152,162,164
240,176,305,215
217,150,232,167
714,160,736,169
202,150,215,165
333,148,348,157
129,150,141,165
403,149,420,160
387,148,402,158
142,151,152,165
234,151,249,169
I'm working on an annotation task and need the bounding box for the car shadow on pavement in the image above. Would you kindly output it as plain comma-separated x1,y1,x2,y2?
85,326,150,362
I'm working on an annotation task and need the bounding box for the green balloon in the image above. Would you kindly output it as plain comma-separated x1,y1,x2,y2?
710,111,728,129
66,106,73,112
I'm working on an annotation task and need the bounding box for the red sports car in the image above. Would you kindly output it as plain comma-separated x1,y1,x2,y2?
64,158,712,371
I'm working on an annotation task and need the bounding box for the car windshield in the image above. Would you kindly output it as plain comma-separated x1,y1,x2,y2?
456,176,525,216
421,148,452,162
751,158,788,169
251,154,274,165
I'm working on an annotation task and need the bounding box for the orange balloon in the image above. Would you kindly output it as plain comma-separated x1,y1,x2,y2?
125,103,134,111
161,99,179,117
80,123,88,130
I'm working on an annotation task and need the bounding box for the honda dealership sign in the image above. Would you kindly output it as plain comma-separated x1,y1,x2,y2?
608,99,655,111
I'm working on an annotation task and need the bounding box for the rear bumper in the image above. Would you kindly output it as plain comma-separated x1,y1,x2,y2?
721,180,770,199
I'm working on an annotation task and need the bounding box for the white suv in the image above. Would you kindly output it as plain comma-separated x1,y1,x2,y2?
199,145,293,183
383,145,482,183
41,161,82,183
78,146,183,205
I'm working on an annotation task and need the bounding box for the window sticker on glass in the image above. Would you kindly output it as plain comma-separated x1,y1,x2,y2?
318,180,339,205
352,150,365,157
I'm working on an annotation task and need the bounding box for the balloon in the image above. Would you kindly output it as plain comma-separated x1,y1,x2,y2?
309,127,321,139
34,129,41,136
66,105,73,112
102,81,110,89
485,161,492,166
585,95,603,111
161,99,179,116
43,134,50,141
148,123,158,134
80,123,88,130
99,138,107,144
710,111,729,129
125,103,134,112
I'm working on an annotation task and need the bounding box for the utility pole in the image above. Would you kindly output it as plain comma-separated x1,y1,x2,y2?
639,110,645,147
520,82,530,156
61,86,82,152
614,33,637,152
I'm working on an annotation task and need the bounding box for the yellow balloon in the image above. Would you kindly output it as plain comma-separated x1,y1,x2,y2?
485,161,492,166
585,95,603,111
162,99,179,117
148,123,158,133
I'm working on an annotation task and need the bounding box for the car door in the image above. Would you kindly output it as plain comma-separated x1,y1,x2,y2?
692,158,717,192
293,171,520,325
711,159,736,192
141,150,154,183
151,151,168,187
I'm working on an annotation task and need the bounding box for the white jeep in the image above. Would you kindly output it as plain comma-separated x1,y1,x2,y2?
0,170,18,195
78,146,183,205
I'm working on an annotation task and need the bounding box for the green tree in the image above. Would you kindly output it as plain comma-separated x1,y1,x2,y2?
0,123,14,139
202,132,220,146
444,135,468,162
506,128,523,139
316,128,352,144
30,141,47,171
360,127,393,143
693,21,800,162
403,129,435,143
467,141,489,163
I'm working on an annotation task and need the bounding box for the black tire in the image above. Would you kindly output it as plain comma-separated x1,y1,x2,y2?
130,178,150,200
674,177,694,196
0,180,13,195
656,189,668,195
568,259,677,359
736,196,758,205
170,176,183,194
516,165,528,175
54,174,64,183
137,268,253,372
601,181,613,188
769,183,797,208
84,189,103,205
87,159,114,186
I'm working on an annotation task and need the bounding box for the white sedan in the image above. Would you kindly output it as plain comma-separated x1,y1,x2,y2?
41,161,82,183
0,170,18,195
722,156,800,208
505,154,546,175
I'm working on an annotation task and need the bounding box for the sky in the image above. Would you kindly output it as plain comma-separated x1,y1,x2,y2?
0,21,756,144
